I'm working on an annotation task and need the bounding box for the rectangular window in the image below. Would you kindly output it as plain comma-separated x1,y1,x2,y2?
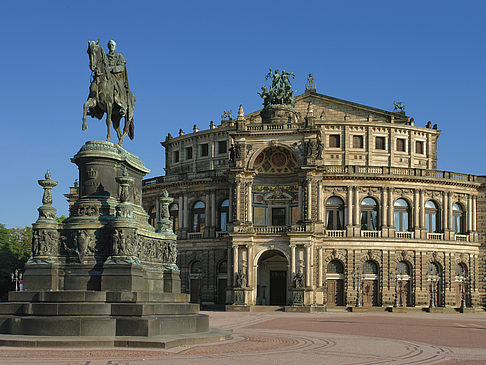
353,135,364,148
218,140,227,154
329,134,340,148
253,206,266,226
173,150,179,163
396,138,406,152
200,143,209,157
416,141,424,154
272,207,286,226
375,136,386,150
186,146,193,160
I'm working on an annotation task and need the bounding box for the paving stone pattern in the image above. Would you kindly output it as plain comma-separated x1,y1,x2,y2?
1,311,486,364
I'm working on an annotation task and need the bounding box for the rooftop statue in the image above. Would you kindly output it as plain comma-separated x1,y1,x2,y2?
305,73,316,92
393,101,405,113
258,68,296,108
82,40,136,146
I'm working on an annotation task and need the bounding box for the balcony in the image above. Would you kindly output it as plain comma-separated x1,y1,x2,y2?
427,232,444,240
326,230,345,238
361,230,381,238
395,231,414,239
455,234,469,242
188,232,203,239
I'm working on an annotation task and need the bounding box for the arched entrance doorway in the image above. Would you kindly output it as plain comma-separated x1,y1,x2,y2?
326,260,345,306
396,261,412,307
362,260,379,306
454,263,468,308
256,250,288,306
189,261,202,304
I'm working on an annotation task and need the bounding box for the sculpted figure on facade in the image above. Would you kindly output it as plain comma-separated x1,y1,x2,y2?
259,69,296,107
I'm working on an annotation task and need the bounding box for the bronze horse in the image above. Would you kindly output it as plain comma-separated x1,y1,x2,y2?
82,40,135,146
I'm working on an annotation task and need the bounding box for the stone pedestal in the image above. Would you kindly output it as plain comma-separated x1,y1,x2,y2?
0,141,230,348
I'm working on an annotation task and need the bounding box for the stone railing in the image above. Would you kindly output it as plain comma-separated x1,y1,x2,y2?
361,230,381,238
246,122,305,132
216,231,229,238
454,234,469,242
326,230,345,238
318,166,477,183
427,232,444,240
395,231,414,239
188,232,203,239
253,226,289,234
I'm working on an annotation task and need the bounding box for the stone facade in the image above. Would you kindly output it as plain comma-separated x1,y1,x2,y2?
143,87,485,310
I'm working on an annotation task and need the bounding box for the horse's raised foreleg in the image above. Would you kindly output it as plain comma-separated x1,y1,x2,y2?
82,98,96,131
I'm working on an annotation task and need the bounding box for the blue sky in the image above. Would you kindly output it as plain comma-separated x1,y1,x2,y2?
1,0,485,228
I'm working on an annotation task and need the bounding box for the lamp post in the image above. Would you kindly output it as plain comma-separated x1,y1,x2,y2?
427,274,437,309
11,269,22,292
352,267,362,308
393,268,399,308
460,274,468,310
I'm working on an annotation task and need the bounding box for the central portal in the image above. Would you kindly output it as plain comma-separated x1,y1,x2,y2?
256,250,288,306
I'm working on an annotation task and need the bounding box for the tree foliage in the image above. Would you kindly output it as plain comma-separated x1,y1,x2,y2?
0,224,32,300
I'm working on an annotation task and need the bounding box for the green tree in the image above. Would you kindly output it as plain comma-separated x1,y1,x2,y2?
0,224,32,300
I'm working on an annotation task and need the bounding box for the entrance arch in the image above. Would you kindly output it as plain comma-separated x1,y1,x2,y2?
256,250,288,306
362,260,379,306
326,260,345,306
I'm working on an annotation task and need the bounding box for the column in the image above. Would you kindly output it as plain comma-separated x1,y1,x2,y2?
443,191,449,231
227,247,232,287
298,184,303,221
205,193,210,227
346,186,352,227
247,182,253,223
183,194,189,230
305,245,311,287
307,179,312,220
381,187,387,227
228,183,233,223
419,189,425,228
318,247,323,287
467,195,473,233
387,187,393,228
233,245,239,286
247,245,253,287
318,181,323,222
235,179,241,222
472,196,477,232
291,245,296,277
178,196,183,230
353,187,359,226
414,189,419,229
448,192,453,232
211,190,216,229
156,196,160,223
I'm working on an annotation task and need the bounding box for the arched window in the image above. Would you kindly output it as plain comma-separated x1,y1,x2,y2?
327,260,344,274
148,205,156,228
326,196,344,230
169,203,179,232
427,262,440,276
218,260,227,274
394,198,410,232
192,201,206,232
219,199,229,231
455,263,467,277
361,197,379,231
397,261,411,276
452,203,465,234
425,200,439,233
363,260,378,274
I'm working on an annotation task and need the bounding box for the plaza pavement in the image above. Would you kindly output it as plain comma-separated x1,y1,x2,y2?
0,310,485,364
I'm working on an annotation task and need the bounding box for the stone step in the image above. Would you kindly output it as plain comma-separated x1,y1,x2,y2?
111,303,199,316
7,291,190,304
0,314,209,337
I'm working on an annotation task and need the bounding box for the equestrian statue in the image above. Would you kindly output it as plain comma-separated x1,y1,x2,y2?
82,40,136,146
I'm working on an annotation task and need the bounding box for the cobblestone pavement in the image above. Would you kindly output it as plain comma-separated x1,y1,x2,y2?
1,311,486,365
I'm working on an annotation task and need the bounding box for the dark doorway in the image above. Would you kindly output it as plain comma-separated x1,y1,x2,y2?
327,279,344,306
362,280,378,306
272,208,286,226
217,278,227,305
190,278,200,304
270,270,287,305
